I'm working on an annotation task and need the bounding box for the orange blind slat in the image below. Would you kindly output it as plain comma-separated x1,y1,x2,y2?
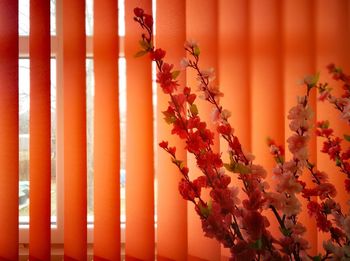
0,1,18,259
218,0,250,258
250,0,284,166
186,1,221,260
250,0,284,238
93,0,120,260
62,0,87,259
315,0,350,252
156,1,188,260
29,0,51,259
219,0,251,151
125,1,155,260
282,0,318,254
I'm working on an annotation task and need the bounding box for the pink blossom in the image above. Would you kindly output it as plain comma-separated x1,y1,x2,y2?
184,39,198,50
288,103,313,132
276,173,303,194
341,100,350,121
280,195,302,217
221,109,232,121
250,164,267,179
180,57,189,69
287,134,309,161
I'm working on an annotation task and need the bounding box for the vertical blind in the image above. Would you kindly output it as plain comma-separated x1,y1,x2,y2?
0,0,349,260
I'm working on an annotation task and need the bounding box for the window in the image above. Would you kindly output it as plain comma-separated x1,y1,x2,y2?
18,0,127,244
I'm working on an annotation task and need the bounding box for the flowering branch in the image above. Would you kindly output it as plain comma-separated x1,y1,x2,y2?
133,7,350,260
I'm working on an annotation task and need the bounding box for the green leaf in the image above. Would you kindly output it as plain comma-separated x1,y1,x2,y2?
199,201,212,218
311,72,320,86
179,161,185,169
305,72,320,88
251,238,263,250
172,70,181,80
163,115,176,124
199,204,210,218
335,157,342,167
279,227,292,237
224,163,233,172
139,39,150,50
320,120,330,129
134,50,148,58
233,163,250,174
172,159,182,166
344,134,350,142
190,104,198,116
312,255,322,261
193,46,200,56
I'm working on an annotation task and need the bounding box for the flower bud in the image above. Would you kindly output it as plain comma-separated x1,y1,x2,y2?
133,7,144,18
144,14,153,28
150,48,166,61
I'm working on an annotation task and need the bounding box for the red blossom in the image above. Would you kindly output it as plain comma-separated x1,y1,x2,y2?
157,63,178,94
242,210,267,240
231,240,256,260
133,7,144,17
217,124,232,136
229,136,242,154
321,138,342,160
341,148,350,160
316,214,332,232
197,151,223,170
186,131,207,154
178,178,197,201
159,140,168,149
150,48,166,61
187,116,200,129
243,189,265,211
345,179,350,193
193,176,207,194
187,93,196,104
302,188,317,199
317,183,337,199
307,201,320,216
330,227,345,242
171,119,187,139
168,146,176,157
181,166,189,176
144,14,153,28
183,86,191,95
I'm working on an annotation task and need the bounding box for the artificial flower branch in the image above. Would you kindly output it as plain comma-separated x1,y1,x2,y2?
133,7,350,260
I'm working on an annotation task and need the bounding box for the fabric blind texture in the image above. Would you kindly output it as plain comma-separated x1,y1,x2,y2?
0,0,349,260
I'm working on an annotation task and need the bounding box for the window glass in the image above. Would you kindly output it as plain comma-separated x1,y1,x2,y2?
19,59,30,222
18,59,57,225
86,58,94,220
19,0,29,36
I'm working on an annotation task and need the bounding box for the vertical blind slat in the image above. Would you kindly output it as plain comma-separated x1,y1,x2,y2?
282,0,318,255
29,0,51,259
218,0,251,258
93,0,120,260
186,0,221,260
62,0,87,259
0,0,18,259
125,0,155,260
250,0,284,237
156,1,188,260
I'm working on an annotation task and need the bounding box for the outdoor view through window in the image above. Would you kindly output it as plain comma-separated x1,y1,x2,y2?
18,0,128,227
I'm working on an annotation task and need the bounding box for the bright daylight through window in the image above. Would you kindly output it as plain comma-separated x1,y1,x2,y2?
18,0,127,230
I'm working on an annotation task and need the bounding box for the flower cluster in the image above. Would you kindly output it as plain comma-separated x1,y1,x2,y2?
134,8,350,260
